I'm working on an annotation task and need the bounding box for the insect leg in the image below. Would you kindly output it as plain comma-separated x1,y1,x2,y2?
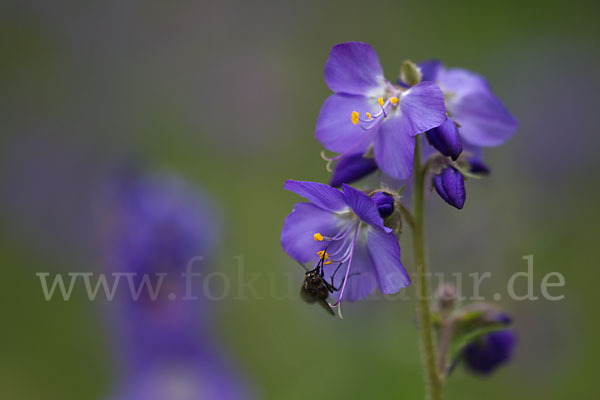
295,260,309,272
326,271,361,292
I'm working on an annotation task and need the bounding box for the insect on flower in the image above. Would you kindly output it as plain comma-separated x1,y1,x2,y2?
281,180,410,318
297,245,355,316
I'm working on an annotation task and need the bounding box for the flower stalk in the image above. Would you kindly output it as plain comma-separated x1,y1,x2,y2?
411,135,443,400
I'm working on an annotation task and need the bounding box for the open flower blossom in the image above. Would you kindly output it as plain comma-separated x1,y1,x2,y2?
281,180,410,310
316,42,447,180
419,60,518,150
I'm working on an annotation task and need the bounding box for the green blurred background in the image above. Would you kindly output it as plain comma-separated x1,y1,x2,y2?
1,0,599,398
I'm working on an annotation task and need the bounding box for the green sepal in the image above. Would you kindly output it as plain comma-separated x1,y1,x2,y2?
401,60,422,86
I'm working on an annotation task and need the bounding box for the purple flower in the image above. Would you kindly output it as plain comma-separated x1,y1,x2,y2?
433,166,466,209
110,348,250,400
103,171,219,277
100,172,221,368
316,42,446,179
281,180,410,307
419,60,518,147
330,152,378,187
100,171,251,400
463,330,517,375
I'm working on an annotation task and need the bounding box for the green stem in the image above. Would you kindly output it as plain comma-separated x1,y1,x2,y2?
412,136,443,400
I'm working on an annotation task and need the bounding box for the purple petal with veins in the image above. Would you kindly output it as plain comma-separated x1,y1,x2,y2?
324,42,386,95
283,180,347,212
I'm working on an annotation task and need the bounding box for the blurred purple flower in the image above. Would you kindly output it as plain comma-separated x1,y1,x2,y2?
419,60,518,148
281,180,410,307
463,330,517,375
469,157,490,175
111,349,248,400
100,170,251,399
102,171,218,277
316,42,446,179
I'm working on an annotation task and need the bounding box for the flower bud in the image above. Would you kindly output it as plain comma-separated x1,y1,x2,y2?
400,60,422,87
436,282,457,312
433,166,466,209
371,191,395,218
330,153,378,187
468,158,490,175
463,330,517,375
426,117,462,160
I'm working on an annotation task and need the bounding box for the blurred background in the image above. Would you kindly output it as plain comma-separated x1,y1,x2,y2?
1,0,599,399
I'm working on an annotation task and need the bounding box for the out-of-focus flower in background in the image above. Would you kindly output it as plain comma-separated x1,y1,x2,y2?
97,169,251,400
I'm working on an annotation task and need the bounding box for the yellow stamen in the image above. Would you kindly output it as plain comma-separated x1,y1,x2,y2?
378,97,384,107
316,250,329,260
351,111,360,125
313,232,324,241
390,97,399,105
324,260,332,265
366,112,372,120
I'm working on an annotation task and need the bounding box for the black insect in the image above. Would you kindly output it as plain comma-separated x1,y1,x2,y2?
297,246,347,316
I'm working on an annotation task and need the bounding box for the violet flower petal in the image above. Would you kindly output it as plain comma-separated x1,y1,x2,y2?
451,90,518,147
342,184,390,232
418,59,443,82
315,93,375,154
281,202,346,263
373,116,416,179
329,240,378,302
399,81,447,137
284,180,347,212
438,68,517,147
438,67,490,95
324,42,386,95
366,227,410,293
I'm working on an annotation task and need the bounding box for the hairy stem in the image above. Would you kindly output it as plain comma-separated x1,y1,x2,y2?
412,136,443,400
437,320,454,377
